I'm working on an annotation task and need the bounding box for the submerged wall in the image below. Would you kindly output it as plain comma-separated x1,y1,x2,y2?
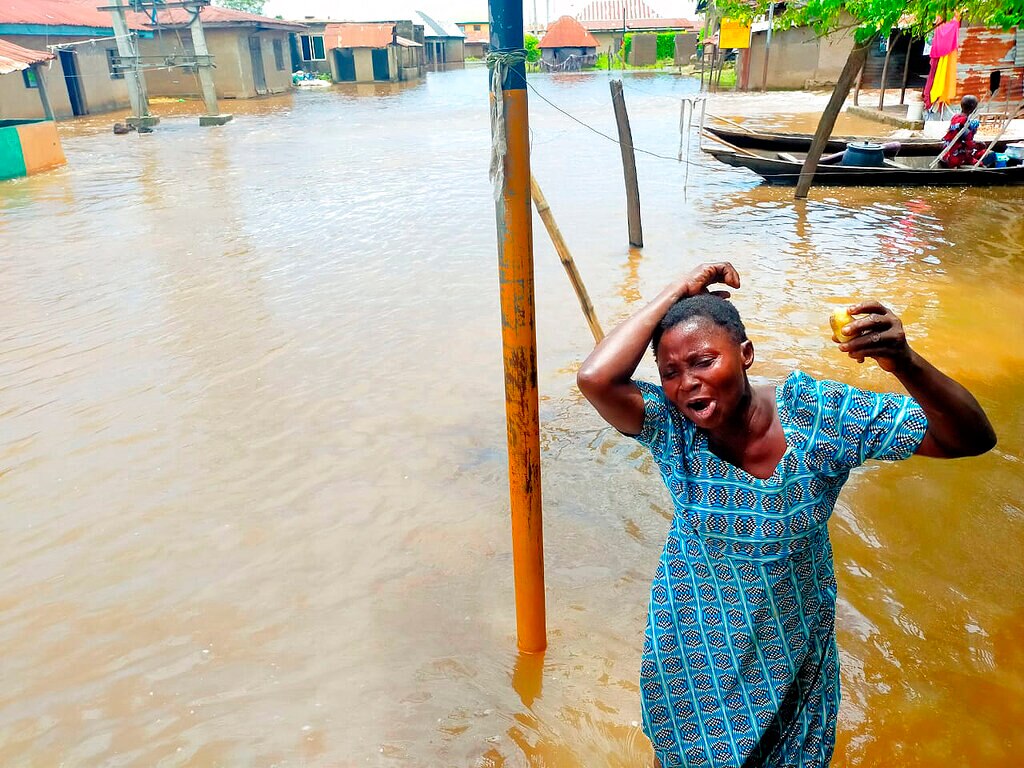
0,119,66,181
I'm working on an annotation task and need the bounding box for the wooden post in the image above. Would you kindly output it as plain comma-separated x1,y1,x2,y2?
760,0,774,92
878,33,893,110
32,63,54,121
489,0,546,654
530,176,604,343
795,36,874,200
853,59,865,106
899,34,913,104
609,79,643,247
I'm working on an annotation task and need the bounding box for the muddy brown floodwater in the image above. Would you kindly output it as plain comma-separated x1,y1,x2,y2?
1,67,1022,767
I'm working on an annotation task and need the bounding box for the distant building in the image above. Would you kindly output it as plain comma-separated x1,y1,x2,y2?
298,21,424,83
456,21,489,59
138,7,304,99
415,11,465,65
539,16,599,69
576,0,697,56
0,0,304,120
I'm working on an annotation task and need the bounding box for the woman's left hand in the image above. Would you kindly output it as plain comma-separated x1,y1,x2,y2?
836,301,913,373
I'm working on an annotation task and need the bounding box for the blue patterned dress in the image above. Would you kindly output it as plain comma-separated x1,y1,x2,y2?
631,371,928,768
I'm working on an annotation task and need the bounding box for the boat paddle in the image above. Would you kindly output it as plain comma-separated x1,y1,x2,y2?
930,69,1001,169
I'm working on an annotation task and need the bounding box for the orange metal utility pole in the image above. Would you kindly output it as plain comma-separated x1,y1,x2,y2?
488,0,546,653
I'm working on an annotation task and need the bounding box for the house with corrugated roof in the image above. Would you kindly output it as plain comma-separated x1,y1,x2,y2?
0,0,305,120
0,39,66,180
415,11,464,65
539,16,599,70
135,7,304,100
294,20,424,83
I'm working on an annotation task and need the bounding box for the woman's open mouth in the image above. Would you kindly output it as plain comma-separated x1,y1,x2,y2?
686,397,716,420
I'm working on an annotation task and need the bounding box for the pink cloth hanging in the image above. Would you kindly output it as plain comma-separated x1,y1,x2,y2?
930,19,960,59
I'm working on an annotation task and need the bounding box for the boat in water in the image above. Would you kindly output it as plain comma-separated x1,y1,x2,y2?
703,124,1021,158
703,135,1024,187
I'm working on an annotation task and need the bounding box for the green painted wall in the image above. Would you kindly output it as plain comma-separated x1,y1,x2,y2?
0,125,28,181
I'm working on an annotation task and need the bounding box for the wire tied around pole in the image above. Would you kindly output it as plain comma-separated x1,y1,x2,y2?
486,48,528,202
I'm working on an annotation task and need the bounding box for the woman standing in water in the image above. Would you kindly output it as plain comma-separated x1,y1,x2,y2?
576,263,995,768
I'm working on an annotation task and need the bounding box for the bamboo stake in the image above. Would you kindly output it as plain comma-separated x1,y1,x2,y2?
530,177,604,343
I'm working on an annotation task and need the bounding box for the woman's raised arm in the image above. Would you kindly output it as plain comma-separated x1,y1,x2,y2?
577,262,740,435
838,300,996,458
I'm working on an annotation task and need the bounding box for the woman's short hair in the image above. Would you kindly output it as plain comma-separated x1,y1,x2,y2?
651,293,747,357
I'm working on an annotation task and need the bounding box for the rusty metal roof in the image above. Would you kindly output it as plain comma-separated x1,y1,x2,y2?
539,16,600,49
0,37,54,74
152,6,305,31
322,22,395,49
0,0,141,28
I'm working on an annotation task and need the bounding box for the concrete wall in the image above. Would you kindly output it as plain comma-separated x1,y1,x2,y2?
541,47,594,63
591,31,623,56
444,39,465,63
0,35,130,120
140,28,292,99
744,24,854,89
629,33,658,66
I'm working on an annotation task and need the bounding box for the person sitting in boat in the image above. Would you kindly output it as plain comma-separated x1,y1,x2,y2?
940,95,993,168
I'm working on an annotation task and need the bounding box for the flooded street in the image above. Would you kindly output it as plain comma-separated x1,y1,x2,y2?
1,66,1022,766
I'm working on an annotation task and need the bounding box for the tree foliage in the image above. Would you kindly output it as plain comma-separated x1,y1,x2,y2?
524,34,541,62
213,0,266,14
715,0,1024,42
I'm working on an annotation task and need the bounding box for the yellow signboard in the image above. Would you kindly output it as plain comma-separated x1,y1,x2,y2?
719,19,751,49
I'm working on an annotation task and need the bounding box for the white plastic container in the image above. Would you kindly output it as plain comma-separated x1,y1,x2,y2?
1005,143,1024,160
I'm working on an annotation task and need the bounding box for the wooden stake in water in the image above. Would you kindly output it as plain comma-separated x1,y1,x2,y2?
609,79,643,247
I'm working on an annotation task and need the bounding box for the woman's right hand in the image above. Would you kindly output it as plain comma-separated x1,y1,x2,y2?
677,262,741,300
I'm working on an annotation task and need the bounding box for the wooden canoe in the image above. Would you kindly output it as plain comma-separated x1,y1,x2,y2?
703,137,1024,187
703,124,1021,157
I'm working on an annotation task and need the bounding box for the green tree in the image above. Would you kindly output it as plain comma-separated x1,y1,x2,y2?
713,0,1024,197
524,34,541,62
213,0,266,14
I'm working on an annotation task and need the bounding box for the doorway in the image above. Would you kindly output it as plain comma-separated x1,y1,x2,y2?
335,49,356,82
248,35,267,94
58,50,88,116
371,49,390,81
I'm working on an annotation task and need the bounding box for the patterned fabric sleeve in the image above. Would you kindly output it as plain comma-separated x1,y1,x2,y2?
629,379,676,457
812,376,929,469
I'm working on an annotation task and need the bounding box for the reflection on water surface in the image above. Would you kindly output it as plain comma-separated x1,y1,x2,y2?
1,67,1021,766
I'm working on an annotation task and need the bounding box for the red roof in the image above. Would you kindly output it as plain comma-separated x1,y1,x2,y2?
539,16,599,49
0,0,302,32
0,37,54,74
322,22,395,49
584,17,698,32
153,5,305,31
0,0,144,29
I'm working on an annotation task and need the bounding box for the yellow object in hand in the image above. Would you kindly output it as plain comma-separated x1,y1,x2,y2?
830,309,856,343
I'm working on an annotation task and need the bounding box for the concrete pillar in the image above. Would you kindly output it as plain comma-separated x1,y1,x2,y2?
110,0,158,127
33,64,54,121
189,9,233,126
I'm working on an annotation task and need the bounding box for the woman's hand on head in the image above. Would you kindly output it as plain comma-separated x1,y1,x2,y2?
679,262,741,300
836,300,914,373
